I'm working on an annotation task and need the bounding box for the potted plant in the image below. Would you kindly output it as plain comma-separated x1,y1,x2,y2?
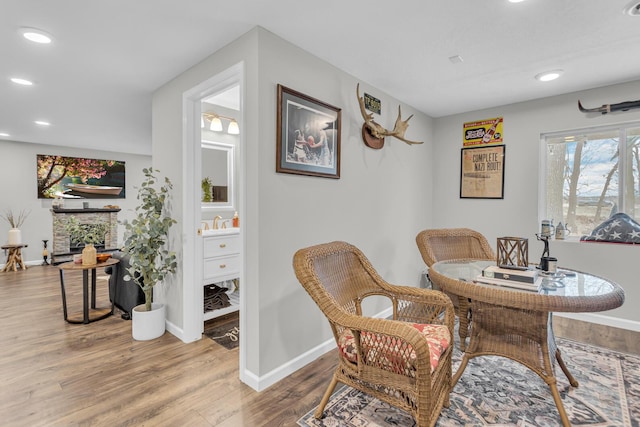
122,168,177,340
201,177,212,202
1,209,30,245
57,216,108,265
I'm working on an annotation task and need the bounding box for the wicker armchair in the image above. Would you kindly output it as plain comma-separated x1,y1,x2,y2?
293,241,455,427
416,228,495,350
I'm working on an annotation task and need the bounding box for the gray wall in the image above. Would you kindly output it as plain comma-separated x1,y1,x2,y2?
255,29,434,376
152,27,435,380
0,139,150,261
432,80,640,326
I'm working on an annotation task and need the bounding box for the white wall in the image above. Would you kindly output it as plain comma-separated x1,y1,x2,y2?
0,139,150,263
432,80,640,327
152,27,435,383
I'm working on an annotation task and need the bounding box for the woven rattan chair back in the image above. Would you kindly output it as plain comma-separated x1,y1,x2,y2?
415,228,495,267
416,228,495,351
293,241,455,427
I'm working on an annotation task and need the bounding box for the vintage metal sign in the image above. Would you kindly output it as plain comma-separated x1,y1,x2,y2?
364,93,381,115
463,117,503,146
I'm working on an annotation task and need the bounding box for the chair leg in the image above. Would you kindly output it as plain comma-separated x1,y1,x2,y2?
457,296,471,351
314,373,339,419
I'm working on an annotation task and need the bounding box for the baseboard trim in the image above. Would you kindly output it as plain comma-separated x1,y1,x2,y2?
555,312,640,332
252,307,395,392
253,336,336,392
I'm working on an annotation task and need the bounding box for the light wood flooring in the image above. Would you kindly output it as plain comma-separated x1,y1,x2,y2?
0,264,335,426
0,264,637,426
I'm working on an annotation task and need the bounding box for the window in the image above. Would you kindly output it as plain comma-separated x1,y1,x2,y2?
541,122,640,237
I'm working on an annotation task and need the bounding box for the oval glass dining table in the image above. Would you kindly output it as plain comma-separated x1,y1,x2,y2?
429,259,625,427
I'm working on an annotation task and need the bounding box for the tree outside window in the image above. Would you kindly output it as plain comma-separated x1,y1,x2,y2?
542,123,640,237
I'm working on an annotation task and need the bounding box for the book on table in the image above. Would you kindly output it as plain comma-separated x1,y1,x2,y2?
482,265,539,283
475,275,543,291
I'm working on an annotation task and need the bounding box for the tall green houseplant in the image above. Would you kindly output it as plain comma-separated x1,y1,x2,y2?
122,168,178,312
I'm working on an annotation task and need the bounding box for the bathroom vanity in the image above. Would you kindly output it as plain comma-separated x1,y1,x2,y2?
202,228,240,321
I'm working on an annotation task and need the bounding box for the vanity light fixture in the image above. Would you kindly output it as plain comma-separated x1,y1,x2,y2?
35,120,51,126
202,112,240,135
209,116,223,132
10,77,33,86
20,27,53,44
535,69,563,82
227,119,239,135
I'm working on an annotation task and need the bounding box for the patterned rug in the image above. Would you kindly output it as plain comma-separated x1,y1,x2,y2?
297,338,639,426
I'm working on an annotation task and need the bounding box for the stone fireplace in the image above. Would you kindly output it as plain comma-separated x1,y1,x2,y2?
51,207,120,264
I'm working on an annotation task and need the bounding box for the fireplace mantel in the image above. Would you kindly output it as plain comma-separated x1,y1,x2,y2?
52,207,121,214
51,208,121,264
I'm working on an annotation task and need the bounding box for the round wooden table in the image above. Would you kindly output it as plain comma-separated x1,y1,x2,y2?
429,259,625,427
1,244,28,272
58,258,119,324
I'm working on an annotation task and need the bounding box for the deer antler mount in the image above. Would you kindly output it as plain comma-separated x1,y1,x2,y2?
357,83,423,149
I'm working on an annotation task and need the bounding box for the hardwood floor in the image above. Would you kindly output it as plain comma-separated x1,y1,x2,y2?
0,265,335,426
0,265,637,426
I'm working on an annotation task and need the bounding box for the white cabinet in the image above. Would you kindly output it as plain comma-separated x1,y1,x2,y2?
203,231,240,321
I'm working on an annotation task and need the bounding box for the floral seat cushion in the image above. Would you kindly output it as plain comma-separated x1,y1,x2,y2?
337,323,451,375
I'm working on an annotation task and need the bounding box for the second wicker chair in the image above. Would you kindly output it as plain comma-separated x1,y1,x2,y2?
416,228,495,350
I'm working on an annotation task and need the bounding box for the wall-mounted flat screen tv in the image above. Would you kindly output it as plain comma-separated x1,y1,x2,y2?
37,154,126,199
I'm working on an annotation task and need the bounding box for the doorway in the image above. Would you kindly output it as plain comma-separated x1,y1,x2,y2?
181,62,246,383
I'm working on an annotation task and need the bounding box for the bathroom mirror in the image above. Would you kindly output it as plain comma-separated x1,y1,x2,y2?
201,140,235,212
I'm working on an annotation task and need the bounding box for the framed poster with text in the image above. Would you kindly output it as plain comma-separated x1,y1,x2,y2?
460,144,505,199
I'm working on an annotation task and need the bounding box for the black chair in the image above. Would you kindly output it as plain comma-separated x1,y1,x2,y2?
106,251,145,320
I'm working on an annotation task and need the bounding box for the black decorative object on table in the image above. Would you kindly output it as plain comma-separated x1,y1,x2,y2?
536,233,550,258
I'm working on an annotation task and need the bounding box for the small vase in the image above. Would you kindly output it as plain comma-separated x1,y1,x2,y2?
7,228,21,245
82,243,97,265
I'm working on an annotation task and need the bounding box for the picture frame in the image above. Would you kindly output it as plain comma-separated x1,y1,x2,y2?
460,144,505,199
37,154,126,199
276,84,341,178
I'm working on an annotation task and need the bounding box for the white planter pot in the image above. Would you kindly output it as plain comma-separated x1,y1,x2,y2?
8,228,21,245
132,303,166,341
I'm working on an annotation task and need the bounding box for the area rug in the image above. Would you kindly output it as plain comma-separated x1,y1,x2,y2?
298,338,639,426
203,314,239,350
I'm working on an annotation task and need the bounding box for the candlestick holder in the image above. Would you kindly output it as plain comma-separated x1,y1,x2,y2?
42,239,50,265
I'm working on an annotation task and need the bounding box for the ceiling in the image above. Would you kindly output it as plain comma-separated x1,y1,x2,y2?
2,0,640,156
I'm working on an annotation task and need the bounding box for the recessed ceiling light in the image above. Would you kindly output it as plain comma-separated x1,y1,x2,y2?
508,0,527,3
623,0,640,16
535,70,563,82
10,77,33,86
35,120,51,126
20,27,53,44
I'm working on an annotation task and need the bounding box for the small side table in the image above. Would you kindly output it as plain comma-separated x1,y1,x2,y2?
1,244,28,272
58,258,119,324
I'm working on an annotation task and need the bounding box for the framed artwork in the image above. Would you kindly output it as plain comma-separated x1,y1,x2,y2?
276,84,341,178
460,144,505,199
37,154,126,199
